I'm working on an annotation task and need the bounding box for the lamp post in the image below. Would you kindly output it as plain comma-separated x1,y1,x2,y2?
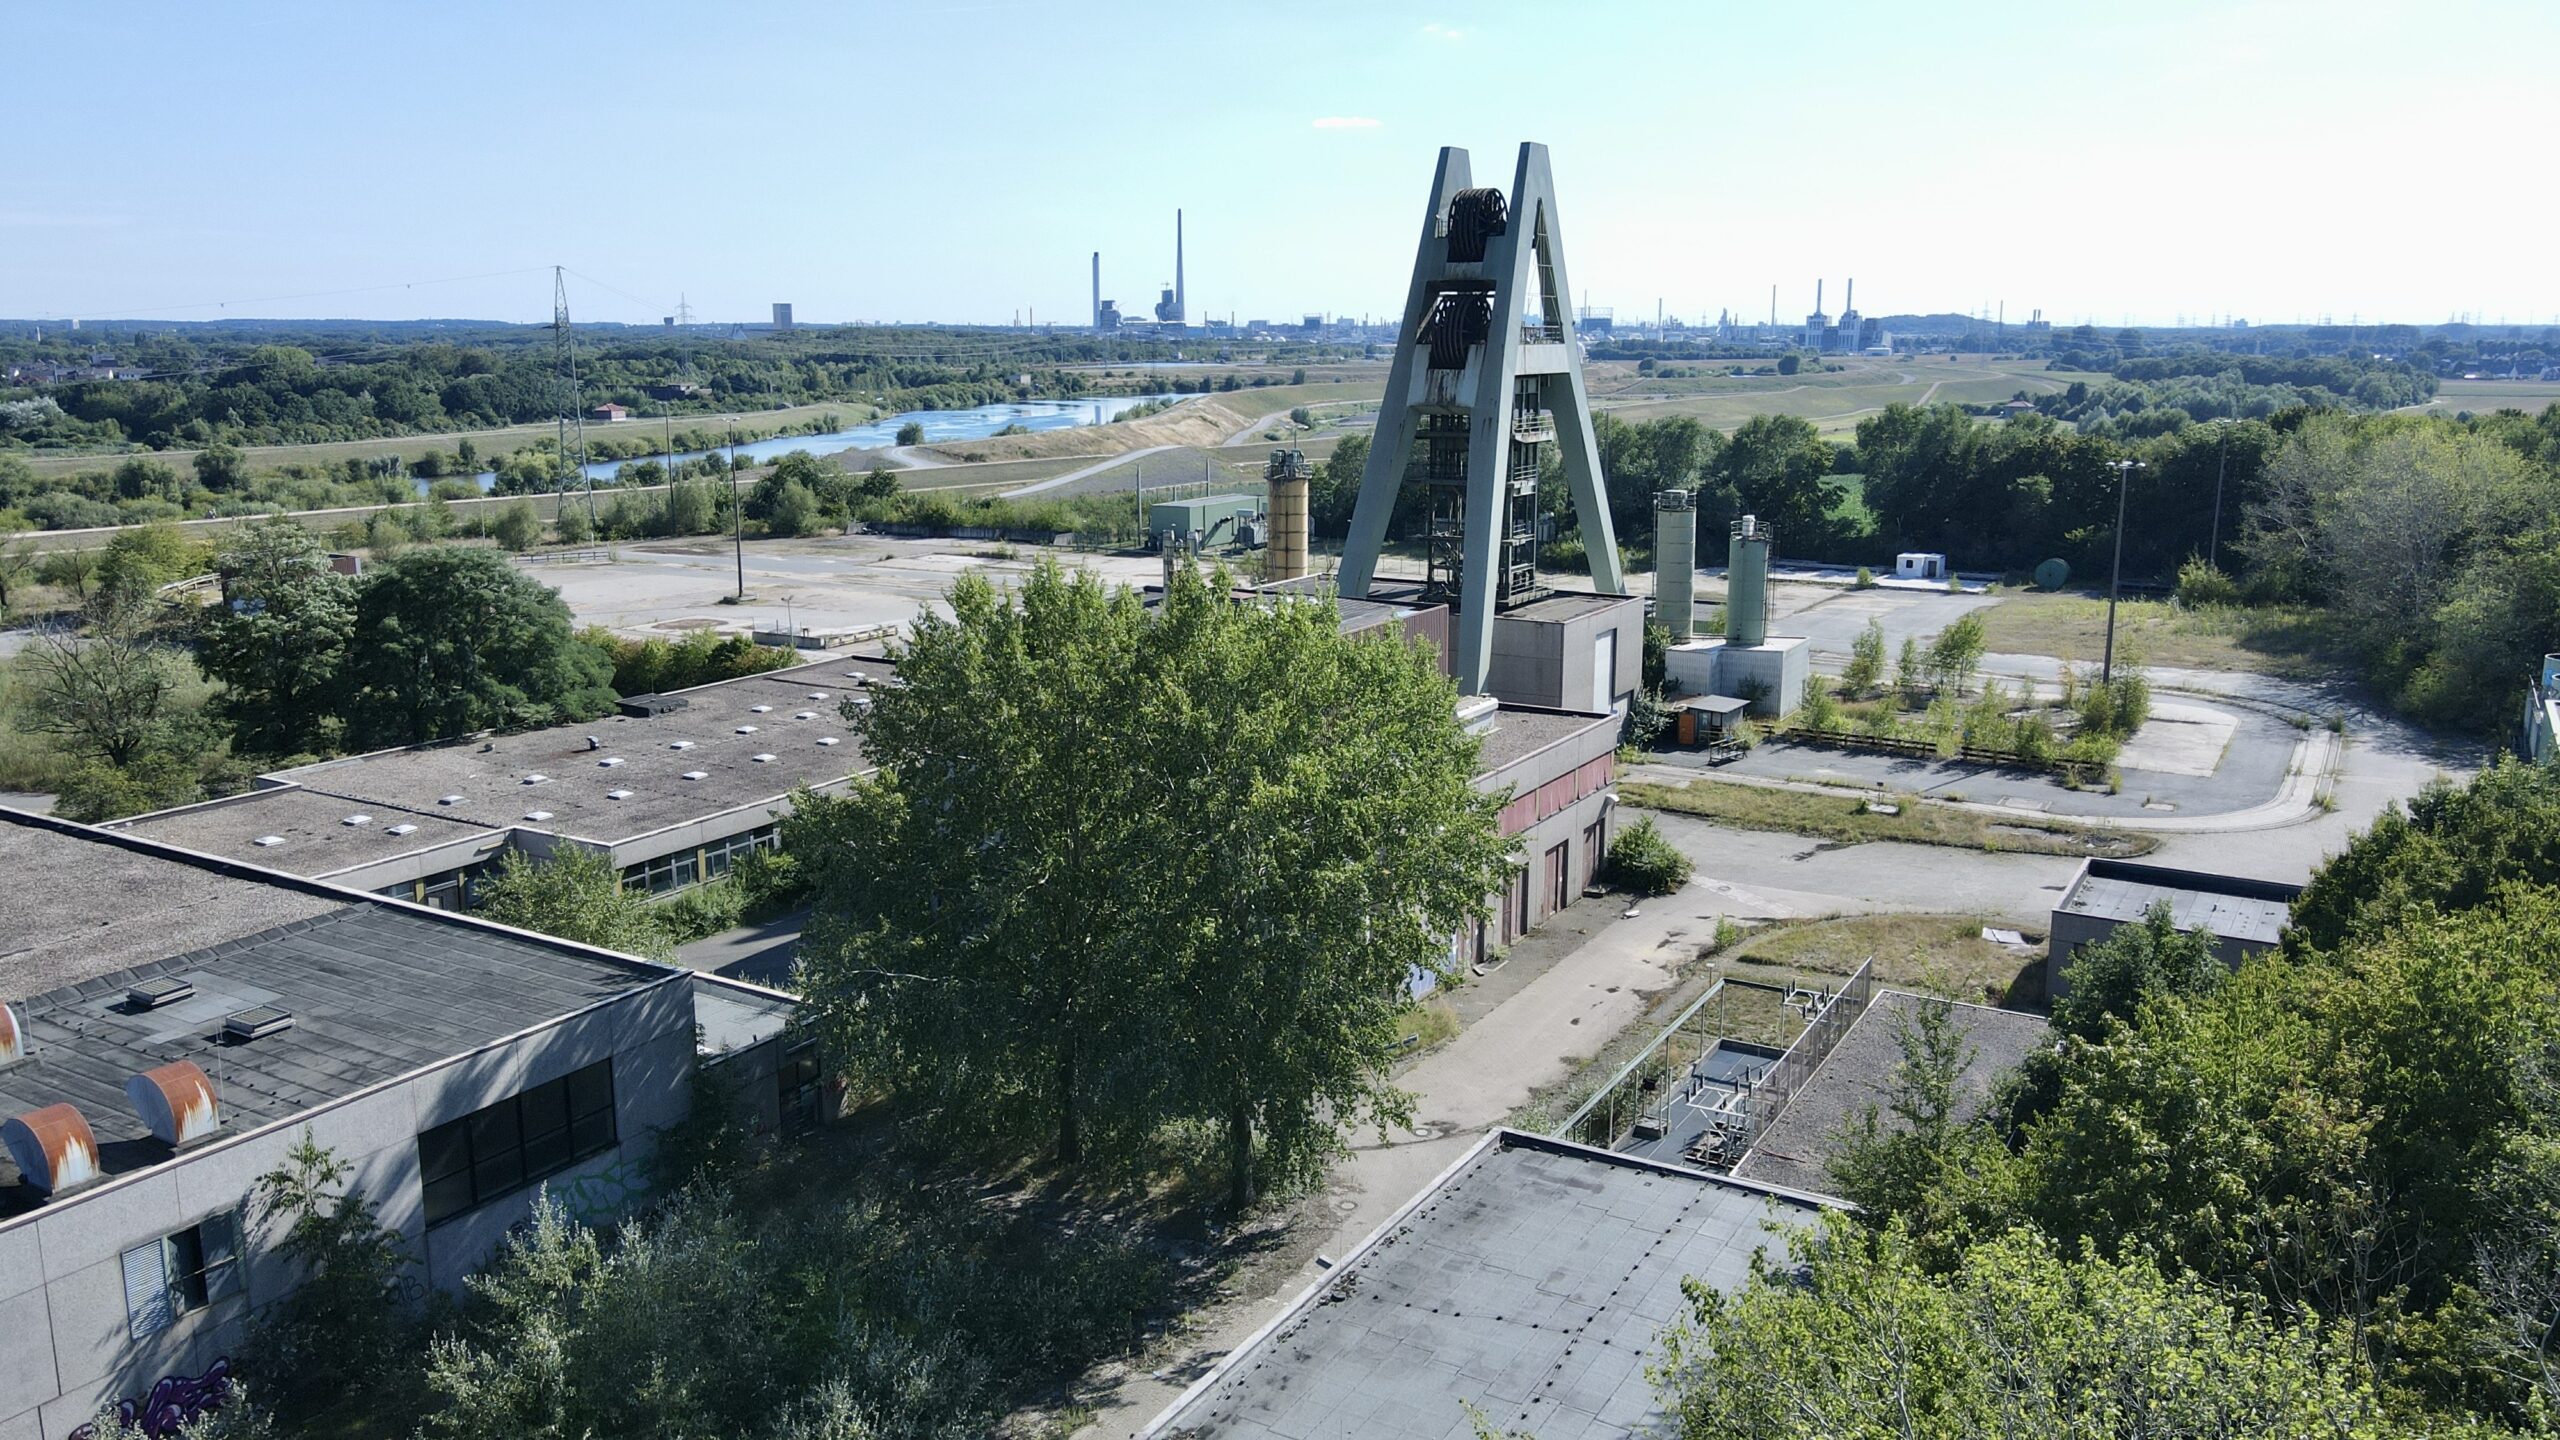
2102,458,2146,684
2208,418,2232,573
727,416,744,600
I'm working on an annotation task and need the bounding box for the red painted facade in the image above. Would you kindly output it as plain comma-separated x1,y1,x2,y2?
1497,754,1614,836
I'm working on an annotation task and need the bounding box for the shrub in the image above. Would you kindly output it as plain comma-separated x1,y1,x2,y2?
894,420,926,446
658,878,746,943
1792,674,1842,732
1853,566,1876,589
1841,618,1887,694
1608,816,1692,896
2175,557,2241,607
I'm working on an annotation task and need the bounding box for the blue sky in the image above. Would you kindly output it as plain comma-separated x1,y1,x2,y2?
8,0,2550,328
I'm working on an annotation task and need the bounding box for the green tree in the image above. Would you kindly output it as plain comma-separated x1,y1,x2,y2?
1825,998,1980,1224
1925,612,1986,694
894,420,926,446
35,547,97,601
1841,617,1887,694
0,539,35,614
91,521,202,615
198,521,356,754
2051,899,2224,1040
474,847,671,960
341,545,616,746
242,1133,417,1431
2290,757,2560,952
193,441,251,491
1309,431,1369,535
489,500,543,552
19,623,187,768
1715,413,1838,554
764,479,821,537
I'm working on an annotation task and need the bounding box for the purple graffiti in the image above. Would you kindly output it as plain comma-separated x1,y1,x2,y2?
68,1357,233,1440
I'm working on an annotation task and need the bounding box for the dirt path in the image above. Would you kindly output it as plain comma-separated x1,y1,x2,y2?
999,445,1176,498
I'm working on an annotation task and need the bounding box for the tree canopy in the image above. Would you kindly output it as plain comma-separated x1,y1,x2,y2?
341,545,615,746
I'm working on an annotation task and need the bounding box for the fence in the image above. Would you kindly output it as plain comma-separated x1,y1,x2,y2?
1555,977,1729,1148
1733,956,1875,1157
1785,726,2075,774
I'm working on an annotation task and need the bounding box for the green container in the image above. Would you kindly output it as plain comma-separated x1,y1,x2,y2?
1727,517,1770,647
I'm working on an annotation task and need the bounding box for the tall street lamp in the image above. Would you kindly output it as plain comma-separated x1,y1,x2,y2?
2102,458,2146,684
727,416,745,600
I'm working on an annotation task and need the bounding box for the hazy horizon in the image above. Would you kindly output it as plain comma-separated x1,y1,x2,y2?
10,0,2553,331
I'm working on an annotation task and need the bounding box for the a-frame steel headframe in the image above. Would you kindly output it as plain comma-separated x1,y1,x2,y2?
1337,142,1624,695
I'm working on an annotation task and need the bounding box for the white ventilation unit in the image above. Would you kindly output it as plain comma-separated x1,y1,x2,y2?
521,774,549,786
126,1061,219,1148
438,794,465,806
752,753,777,763
793,711,817,720
606,788,634,800
341,814,371,827
669,740,695,750
524,809,554,821
816,737,840,746
682,770,709,781
750,705,773,714
735,725,759,734
386,823,418,837
807,691,831,700
597,757,624,767
253,835,285,847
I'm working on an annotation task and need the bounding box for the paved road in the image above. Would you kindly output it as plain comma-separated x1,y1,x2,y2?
999,444,1176,498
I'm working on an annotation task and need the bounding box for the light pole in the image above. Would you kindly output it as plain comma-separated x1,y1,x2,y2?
2102,458,2146,684
2208,418,2232,573
727,416,744,600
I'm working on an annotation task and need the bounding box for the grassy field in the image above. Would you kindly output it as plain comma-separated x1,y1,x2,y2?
1721,913,2044,1009
1976,590,2340,675
1622,777,2153,858
2413,376,2560,418
1590,356,2092,437
17,398,887,483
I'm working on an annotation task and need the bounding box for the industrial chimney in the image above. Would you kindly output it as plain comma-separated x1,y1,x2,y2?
1091,251,1101,331
1654,489,1697,638
1264,450,1312,582
1174,209,1185,322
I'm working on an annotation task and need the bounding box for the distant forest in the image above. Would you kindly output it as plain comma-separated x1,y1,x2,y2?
0,324,1349,454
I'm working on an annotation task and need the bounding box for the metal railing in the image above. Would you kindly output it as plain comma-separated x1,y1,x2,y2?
1520,322,1566,345
1734,956,1875,1154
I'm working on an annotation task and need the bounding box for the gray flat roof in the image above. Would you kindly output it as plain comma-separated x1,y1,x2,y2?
0,815,676,1212
1497,591,1641,624
691,974,796,1056
0,823,345,1002
1478,707,1613,775
2057,859,2295,945
1144,1131,1825,1440
259,657,890,852
109,785,503,878
1733,991,2051,1198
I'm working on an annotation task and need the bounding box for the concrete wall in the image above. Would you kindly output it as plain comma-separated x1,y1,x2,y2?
1487,600,1641,712
0,976,696,1440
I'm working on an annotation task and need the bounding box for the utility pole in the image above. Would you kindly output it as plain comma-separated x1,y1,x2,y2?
2208,419,2232,572
728,415,745,600
2102,459,2145,684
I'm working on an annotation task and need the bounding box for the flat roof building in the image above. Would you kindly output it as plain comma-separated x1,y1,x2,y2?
2048,858,2302,996
1138,1130,1829,1439
0,811,798,1440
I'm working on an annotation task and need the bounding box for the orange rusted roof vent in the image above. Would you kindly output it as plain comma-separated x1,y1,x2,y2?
0,1002,23,1067
2,1103,102,1197
126,1060,221,1149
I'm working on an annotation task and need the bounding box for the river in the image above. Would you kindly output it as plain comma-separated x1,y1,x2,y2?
431,394,1176,494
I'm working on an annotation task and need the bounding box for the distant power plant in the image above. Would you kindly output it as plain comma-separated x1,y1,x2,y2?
771,303,794,330
1090,211,1190,333
1155,210,1186,324
1802,279,1884,354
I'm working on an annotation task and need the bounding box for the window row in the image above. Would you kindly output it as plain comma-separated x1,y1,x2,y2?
420,1059,618,1227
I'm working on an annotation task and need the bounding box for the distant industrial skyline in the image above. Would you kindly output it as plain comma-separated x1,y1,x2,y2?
7,0,2554,330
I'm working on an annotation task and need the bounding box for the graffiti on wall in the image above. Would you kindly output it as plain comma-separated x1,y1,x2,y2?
68,1356,233,1439
552,1153,649,1228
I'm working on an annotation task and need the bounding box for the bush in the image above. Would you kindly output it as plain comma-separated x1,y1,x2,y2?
730,845,807,916
1608,816,1693,896
1853,566,1876,588
894,420,926,446
1792,674,1842,732
2175,556,2241,607
489,501,542,552
658,878,746,943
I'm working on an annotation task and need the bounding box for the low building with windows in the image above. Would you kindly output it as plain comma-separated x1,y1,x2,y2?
0,811,798,1440
109,655,897,912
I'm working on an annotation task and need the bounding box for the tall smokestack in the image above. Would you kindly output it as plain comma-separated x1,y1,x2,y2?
1844,277,1853,314
1175,210,1185,320
1091,251,1101,330
1769,285,1776,326
1815,279,1823,314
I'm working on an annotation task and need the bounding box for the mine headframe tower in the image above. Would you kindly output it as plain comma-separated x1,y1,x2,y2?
1337,143,1623,695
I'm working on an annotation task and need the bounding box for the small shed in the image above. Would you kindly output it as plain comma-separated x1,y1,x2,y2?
1895,552,1948,581
1672,694,1751,747
591,402,631,422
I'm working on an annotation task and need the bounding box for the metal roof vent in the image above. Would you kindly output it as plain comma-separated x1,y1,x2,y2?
127,977,196,1012
669,740,695,751
521,774,550,786
816,737,840,747
750,705,773,714
224,1006,294,1042
807,690,831,699
438,794,465,806
606,788,634,800
386,823,418,837
752,753,777,763
253,835,286,847
597,756,624,767
127,1060,219,1148
1,1103,100,1197
341,814,372,827
682,770,709,781
735,725,759,734
793,710,817,720
524,809,555,821
0,1003,23,1066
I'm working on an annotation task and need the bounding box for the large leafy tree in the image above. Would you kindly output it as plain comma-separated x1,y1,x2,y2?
2289,757,2560,953
473,848,671,961
341,545,615,746
794,560,1506,1201
198,520,356,755
1714,413,1837,555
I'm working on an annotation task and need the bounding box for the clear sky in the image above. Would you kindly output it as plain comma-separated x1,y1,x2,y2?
8,0,2551,330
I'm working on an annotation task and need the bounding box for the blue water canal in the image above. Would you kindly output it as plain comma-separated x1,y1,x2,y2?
434,395,1175,494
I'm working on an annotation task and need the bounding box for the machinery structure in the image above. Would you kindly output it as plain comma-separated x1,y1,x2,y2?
1264,449,1313,582
1338,142,1623,695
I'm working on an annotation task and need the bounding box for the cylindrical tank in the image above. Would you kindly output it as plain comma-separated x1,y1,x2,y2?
1653,489,1697,637
1265,450,1312,582
1727,515,1771,647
